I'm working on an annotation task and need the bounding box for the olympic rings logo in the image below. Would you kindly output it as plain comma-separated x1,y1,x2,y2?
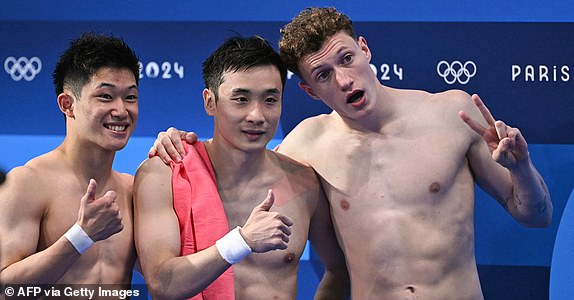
4,56,42,81
436,60,476,85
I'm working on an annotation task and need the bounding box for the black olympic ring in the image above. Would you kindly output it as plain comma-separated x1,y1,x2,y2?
4,56,42,81
436,60,476,85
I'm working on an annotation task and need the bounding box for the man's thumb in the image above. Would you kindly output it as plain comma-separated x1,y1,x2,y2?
82,179,97,204
258,189,275,211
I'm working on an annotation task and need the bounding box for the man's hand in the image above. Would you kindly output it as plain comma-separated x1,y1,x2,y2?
76,179,123,241
240,190,294,252
148,127,198,164
459,94,530,170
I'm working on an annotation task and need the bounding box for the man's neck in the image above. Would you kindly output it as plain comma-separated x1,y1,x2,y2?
57,137,115,184
337,84,395,134
203,139,268,189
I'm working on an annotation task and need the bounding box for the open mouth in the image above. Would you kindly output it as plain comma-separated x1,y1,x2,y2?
347,91,364,104
104,124,127,132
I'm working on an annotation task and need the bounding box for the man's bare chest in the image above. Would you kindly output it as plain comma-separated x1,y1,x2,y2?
313,132,471,203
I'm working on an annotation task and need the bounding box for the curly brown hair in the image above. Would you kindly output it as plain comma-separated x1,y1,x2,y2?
279,7,356,79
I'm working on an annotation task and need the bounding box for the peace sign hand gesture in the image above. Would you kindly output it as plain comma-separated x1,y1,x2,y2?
459,94,530,170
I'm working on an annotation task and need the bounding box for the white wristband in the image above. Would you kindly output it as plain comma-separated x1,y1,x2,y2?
215,227,252,265
64,223,94,254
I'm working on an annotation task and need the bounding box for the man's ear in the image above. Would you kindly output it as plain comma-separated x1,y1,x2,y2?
358,36,372,62
57,93,75,118
203,88,216,116
298,81,321,100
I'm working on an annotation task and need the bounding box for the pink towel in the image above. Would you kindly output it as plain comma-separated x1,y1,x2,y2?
170,142,234,300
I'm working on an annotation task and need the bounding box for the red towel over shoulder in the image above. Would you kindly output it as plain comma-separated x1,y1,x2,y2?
170,142,234,300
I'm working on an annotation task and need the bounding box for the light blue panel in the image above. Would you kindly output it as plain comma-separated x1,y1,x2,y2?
112,136,154,174
0,134,154,175
550,188,574,299
0,135,64,171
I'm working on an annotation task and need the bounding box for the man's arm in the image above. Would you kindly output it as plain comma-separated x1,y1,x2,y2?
134,157,231,300
307,180,350,300
0,168,122,284
460,94,552,227
134,157,294,300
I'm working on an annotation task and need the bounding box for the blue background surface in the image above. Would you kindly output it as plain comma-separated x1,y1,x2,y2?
1,1,573,299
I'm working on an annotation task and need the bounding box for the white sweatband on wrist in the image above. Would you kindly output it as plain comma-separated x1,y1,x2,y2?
64,223,94,254
215,226,252,265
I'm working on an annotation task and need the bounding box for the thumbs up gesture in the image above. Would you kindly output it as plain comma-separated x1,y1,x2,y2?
76,179,124,241
240,190,294,253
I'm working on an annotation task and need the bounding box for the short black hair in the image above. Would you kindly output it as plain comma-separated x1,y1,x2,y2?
202,35,287,100
52,32,140,99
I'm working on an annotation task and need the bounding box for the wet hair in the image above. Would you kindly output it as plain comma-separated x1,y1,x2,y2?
279,7,356,78
52,32,140,99
202,35,287,101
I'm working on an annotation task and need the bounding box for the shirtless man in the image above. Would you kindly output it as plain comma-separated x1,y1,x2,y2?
135,36,348,300
153,7,552,300
0,33,139,291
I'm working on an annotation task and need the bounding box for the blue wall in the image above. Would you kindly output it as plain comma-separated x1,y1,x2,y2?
1,1,573,299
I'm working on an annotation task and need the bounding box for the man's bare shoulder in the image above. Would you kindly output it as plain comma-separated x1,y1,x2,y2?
0,156,56,216
278,113,334,164
111,170,135,199
430,89,473,107
1,150,62,193
423,89,485,141
288,114,331,138
135,156,171,177
133,156,172,200
269,150,318,179
266,150,322,202
1,166,39,199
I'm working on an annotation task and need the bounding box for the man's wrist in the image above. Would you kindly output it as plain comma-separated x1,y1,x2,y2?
64,223,94,254
215,227,252,264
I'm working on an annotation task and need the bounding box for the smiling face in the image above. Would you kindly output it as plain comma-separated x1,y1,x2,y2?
297,31,379,120
63,67,138,151
204,65,282,153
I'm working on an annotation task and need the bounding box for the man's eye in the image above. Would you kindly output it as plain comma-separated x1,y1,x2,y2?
316,71,330,81
343,54,353,64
